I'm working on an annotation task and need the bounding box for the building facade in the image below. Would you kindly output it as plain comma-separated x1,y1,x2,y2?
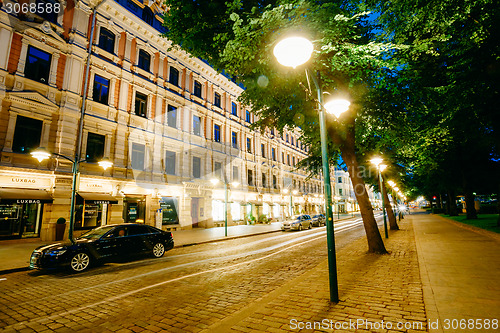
0,0,326,241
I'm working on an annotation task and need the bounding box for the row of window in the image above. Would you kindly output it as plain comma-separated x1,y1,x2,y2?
98,28,248,118
282,132,307,152
23,48,251,130
11,115,317,189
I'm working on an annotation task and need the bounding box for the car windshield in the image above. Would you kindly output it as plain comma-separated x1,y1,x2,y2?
78,226,116,239
292,215,302,220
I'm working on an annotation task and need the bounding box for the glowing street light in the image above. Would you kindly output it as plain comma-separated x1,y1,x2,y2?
31,147,52,162
274,35,344,303
273,37,314,68
324,99,351,118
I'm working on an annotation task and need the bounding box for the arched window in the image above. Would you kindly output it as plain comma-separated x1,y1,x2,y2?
142,7,154,25
138,50,151,72
169,67,179,86
98,28,115,54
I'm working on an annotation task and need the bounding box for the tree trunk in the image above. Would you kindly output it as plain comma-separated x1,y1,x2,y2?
445,192,451,215
326,103,386,254
436,194,442,209
464,190,477,219
448,190,459,216
383,183,399,230
342,148,387,254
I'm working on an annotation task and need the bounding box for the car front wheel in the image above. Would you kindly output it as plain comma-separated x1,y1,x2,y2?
152,242,165,258
70,252,91,272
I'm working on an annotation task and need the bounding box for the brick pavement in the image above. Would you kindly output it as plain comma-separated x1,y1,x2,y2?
206,217,427,332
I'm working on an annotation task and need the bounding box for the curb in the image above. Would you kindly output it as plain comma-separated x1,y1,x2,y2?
434,214,500,241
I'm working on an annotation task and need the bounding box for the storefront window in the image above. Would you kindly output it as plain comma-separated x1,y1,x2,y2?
123,197,146,223
212,200,224,221
0,202,43,238
262,203,269,216
74,201,107,229
231,203,241,221
160,197,179,225
273,204,281,218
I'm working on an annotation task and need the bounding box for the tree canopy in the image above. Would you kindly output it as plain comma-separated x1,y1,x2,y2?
162,0,499,240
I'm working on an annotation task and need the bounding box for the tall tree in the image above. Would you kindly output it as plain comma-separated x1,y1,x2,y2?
163,1,396,253
364,0,500,219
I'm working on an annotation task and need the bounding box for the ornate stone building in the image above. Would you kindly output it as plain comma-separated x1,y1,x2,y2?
0,0,326,241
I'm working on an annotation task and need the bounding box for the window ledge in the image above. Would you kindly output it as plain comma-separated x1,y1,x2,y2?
133,66,155,81
93,47,118,63
191,95,205,105
166,82,183,94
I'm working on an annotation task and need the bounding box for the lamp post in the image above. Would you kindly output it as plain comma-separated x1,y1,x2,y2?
211,178,239,237
387,180,398,217
274,36,350,303
371,158,388,239
31,147,112,243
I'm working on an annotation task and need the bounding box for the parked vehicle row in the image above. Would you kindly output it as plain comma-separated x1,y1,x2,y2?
29,224,174,273
281,214,326,231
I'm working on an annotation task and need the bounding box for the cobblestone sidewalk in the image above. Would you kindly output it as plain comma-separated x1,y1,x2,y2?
207,218,427,332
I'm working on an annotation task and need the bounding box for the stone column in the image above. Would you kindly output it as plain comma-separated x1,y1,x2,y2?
48,53,60,87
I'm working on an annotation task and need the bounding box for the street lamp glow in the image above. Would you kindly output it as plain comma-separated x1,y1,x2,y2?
379,164,387,172
324,98,350,118
387,180,396,187
98,158,113,170
370,157,383,167
231,181,239,188
283,188,289,194
31,148,51,162
210,178,219,185
273,37,313,68
292,190,299,195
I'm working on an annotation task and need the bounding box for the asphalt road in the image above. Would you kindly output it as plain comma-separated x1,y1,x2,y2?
0,214,383,332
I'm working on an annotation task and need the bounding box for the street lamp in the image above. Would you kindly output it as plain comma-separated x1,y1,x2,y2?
371,157,388,239
387,180,398,215
31,147,113,243
274,36,349,303
211,178,239,237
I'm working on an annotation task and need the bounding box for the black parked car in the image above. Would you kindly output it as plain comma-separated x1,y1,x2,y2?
311,214,326,227
29,224,174,272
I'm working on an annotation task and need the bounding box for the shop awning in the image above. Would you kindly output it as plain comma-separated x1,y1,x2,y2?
0,188,53,203
77,192,118,204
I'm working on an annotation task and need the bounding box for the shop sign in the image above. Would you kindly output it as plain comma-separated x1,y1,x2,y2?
0,175,51,188
16,199,41,204
80,182,113,192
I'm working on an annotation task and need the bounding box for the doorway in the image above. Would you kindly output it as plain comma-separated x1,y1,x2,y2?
191,198,200,228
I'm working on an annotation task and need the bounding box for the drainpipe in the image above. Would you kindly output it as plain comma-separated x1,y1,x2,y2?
68,0,107,243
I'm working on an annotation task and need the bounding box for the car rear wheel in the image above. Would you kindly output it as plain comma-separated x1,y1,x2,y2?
152,242,165,258
70,252,91,272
